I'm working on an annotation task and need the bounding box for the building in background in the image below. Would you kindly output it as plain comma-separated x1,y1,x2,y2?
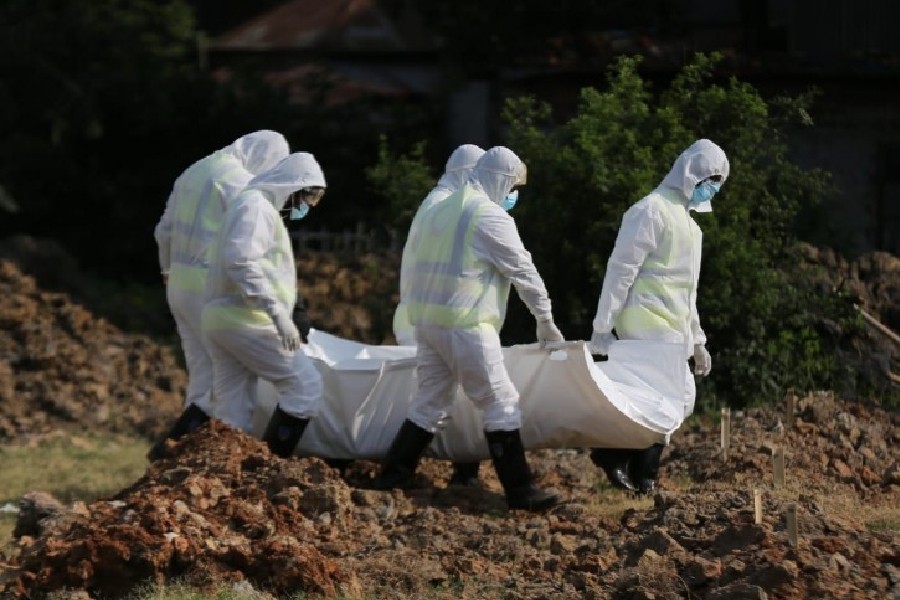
205,0,900,255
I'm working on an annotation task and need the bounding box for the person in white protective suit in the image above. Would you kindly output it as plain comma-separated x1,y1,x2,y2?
149,130,290,461
588,138,729,494
375,146,566,512
393,144,485,346
201,152,327,458
393,143,487,487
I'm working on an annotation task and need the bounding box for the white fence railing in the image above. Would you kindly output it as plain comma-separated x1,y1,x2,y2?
290,223,400,255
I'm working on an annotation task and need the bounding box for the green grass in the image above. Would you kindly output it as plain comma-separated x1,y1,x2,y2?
0,434,150,551
865,518,900,532
127,581,366,600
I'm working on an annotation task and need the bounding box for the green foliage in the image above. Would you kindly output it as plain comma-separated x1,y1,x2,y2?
0,0,218,280
365,136,437,234
500,53,861,408
378,53,866,407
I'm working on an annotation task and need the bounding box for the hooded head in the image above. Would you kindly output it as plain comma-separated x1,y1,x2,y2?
436,144,485,192
473,146,527,206
246,152,326,211
659,139,729,212
231,130,290,175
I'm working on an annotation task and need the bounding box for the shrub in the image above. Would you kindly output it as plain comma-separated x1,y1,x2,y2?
372,53,868,408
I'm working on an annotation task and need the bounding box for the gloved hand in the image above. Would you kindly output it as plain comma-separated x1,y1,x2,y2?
589,331,616,356
535,318,565,349
693,344,712,376
273,310,302,352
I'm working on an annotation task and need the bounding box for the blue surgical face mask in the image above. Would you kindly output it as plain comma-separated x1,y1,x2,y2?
691,180,721,206
501,189,519,212
289,202,309,220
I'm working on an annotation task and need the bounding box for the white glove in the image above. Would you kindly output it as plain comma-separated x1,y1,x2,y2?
272,310,302,352
535,318,565,349
589,331,616,356
693,344,712,376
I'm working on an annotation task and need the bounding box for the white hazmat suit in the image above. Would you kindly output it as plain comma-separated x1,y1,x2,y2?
591,138,730,418
392,144,485,346
202,152,326,432
376,146,564,511
154,131,289,415
406,146,562,432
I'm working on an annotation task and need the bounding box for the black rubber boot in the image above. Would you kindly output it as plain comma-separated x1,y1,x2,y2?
375,419,434,490
486,429,558,511
262,405,309,458
590,448,638,492
448,462,481,486
629,443,665,495
147,403,211,461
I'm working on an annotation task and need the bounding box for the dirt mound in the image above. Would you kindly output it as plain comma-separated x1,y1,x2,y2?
798,244,900,392
297,252,400,345
665,392,899,508
798,245,900,332
2,398,897,599
1,421,356,598
0,258,186,441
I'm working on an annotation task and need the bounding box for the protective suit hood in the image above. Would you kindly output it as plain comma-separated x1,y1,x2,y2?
246,152,326,211
659,139,729,212
436,144,485,192
473,146,527,205
228,130,290,175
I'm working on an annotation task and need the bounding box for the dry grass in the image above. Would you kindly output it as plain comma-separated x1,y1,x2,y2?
0,433,149,553
127,580,369,599
583,481,655,518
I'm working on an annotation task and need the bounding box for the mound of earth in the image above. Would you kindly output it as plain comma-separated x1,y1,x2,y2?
2,397,897,599
0,258,186,441
797,243,900,392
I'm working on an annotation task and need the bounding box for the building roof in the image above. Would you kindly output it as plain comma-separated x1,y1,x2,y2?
212,0,436,54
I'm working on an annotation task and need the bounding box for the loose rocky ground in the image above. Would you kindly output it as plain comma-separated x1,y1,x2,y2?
0,393,897,599
0,238,897,599
0,258,186,442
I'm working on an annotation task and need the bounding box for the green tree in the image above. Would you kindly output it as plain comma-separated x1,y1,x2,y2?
0,0,439,283
502,53,861,409
0,0,218,279
365,136,436,235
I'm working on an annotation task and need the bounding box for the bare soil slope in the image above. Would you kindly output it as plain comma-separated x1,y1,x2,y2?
1,396,897,599
0,259,186,441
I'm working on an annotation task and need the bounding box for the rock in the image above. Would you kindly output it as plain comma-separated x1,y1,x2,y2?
13,492,67,538
682,556,722,587
712,524,766,555
749,561,798,591
884,462,900,486
831,459,853,480
706,582,769,600
550,533,577,556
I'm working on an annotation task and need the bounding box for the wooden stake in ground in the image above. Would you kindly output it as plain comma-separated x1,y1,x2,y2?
773,447,785,488
720,407,732,460
753,488,763,525
784,388,796,426
786,503,799,546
